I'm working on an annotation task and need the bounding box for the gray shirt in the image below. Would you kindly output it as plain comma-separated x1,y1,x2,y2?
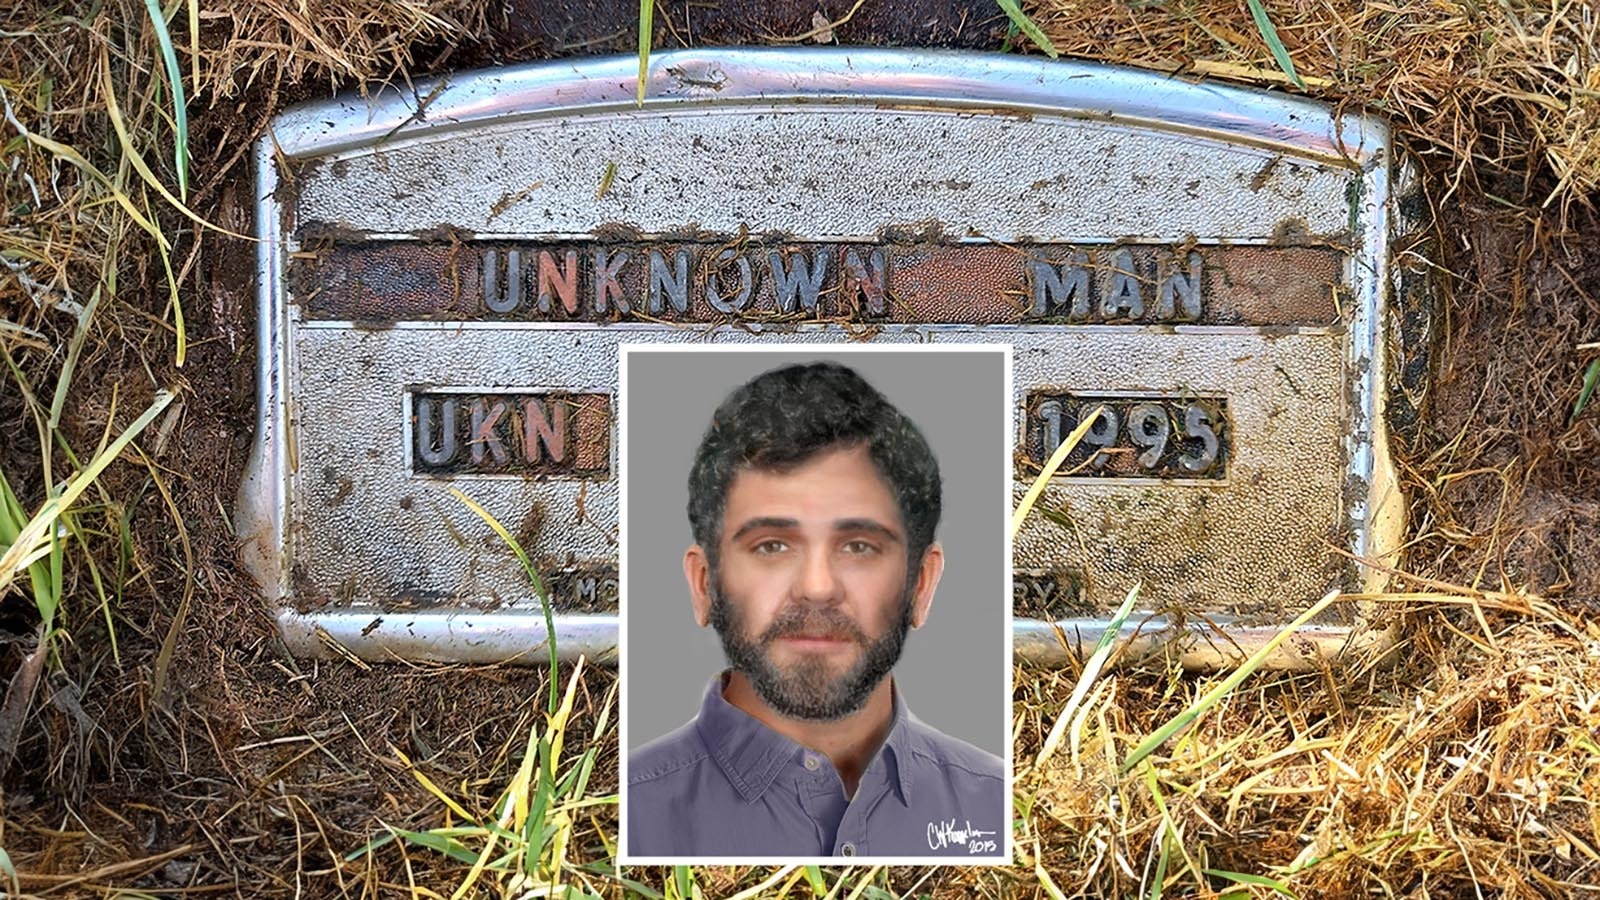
627,674,1005,858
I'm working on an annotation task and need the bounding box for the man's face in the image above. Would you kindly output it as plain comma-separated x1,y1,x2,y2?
691,444,937,721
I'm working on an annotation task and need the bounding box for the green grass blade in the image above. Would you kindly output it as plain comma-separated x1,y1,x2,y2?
1571,358,1599,423
1122,590,1339,772
149,190,185,365
1147,821,1171,900
1036,582,1141,766
344,828,400,861
142,0,190,198
1204,868,1298,897
636,0,653,105
804,865,826,895
672,865,694,899
994,0,1060,59
49,256,112,430
450,488,557,711
568,748,598,808
574,860,663,899
1141,762,1202,886
0,469,25,543
42,518,63,630
1244,0,1305,89
391,828,482,865
0,390,174,594
65,516,118,664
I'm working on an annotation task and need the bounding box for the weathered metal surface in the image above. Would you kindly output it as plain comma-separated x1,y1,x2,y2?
239,49,1407,666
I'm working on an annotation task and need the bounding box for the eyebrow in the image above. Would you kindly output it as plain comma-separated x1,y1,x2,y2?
728,517,902,543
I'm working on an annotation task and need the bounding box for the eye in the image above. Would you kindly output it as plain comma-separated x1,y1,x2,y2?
841,539,879,555
752,539,789,555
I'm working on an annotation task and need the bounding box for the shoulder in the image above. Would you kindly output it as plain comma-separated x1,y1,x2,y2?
904,719,1005,784
628,720,711,788
627,721,718,857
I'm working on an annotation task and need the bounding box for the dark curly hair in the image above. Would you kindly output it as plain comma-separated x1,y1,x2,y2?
686,361,942,570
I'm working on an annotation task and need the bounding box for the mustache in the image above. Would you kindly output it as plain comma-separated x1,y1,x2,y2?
758,605,868,644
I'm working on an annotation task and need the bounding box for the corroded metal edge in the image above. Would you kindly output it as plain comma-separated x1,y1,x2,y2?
278,610,619,665
239,49,1406,668
1014,619,1397,672
267,48,1386,166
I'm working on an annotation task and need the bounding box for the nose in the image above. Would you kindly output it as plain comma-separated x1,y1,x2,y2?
794,546,841,604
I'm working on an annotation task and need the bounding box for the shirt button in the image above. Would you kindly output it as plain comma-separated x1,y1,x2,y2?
841,843,856,857
803,755,820,771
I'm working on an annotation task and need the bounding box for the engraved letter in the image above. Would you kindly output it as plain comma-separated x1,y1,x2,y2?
522,397,568,464
1155,251,1203,321
1030,577,1058,604
537,249,580,315
1029,251,1091,319
1036,400,1063,460
469,398,509,466
648,248,689,314
768,249,827,313
1126,403,1171,469
1083,406,1121,470
1100,249,1144,320
593,248,630,314
576,577,598,606
483,249,523,314
843,248,889,316
705,249,754,313
1180,404,1220,474
415,397,457,466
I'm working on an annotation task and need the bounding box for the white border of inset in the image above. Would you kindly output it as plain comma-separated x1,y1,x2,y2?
616,342,1014,866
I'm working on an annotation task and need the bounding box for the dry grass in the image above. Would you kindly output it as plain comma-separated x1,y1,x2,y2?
1031,0,1600,217
1,0,1598,897
1016,597,1600,897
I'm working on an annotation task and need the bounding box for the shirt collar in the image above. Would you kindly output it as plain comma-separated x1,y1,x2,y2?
694,673,803,802
880,683,919,806
693,672,921,806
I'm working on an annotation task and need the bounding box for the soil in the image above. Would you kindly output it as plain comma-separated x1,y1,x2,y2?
2,0,1598,895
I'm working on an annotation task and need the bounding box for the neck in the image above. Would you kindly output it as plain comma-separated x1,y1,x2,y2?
722,672,896,796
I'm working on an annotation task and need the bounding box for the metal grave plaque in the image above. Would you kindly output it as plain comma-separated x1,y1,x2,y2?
237,49,1407,666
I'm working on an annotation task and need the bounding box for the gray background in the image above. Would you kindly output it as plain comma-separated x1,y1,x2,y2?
622,347,1008,757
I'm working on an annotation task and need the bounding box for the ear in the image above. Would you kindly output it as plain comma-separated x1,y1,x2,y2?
908,542,944,630
684,545,714,628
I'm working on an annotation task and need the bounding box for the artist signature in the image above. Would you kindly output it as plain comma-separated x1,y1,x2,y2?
926,818,998,854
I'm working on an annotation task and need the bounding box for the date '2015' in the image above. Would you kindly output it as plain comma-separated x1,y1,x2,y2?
1028,394,1228,479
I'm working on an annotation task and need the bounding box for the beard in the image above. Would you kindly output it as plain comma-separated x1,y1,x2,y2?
708,574,915,722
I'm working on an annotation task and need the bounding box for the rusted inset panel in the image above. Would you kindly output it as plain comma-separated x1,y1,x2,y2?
1023,393,1230,480
407,391,610,477
293,241,1344,327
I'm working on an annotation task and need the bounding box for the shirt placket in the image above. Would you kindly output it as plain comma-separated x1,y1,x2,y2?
830,757,890,858
794,751,848,855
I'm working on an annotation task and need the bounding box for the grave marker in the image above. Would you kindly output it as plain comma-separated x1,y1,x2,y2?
236,49,1409,666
